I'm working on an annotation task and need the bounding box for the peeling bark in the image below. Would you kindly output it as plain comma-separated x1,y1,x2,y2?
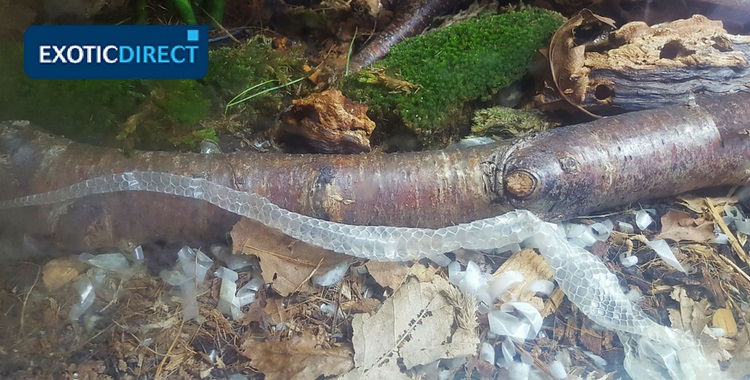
0,92,748,253
275,89,376,153
585,16,750,113
543,14,750,115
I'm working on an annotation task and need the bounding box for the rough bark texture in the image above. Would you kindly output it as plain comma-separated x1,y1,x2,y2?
0,124,506,254
275,89,376,153
582,15,750,114
0,92,748,254
502,91,750,217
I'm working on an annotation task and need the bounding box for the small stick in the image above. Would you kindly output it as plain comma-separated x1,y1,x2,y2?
705,198,749,263
349,0,467,70
19,264,41,338
156,319,185,379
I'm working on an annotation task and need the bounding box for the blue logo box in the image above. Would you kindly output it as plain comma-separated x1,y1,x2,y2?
24,25,210,79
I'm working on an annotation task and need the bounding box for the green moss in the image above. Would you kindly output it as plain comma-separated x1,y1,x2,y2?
0,36,308,151
0,42,141,142
153,80,212,125
471,106,549,139
341,7,565,146
203,37,308,123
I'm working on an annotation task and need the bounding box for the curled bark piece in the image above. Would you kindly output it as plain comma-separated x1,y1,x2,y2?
0,92,748,253
546,9,616,118
275,89,376,153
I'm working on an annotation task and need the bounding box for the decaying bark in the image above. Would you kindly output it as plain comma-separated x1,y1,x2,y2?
595,0,750,34
275,89,376,153
585,15,750,113
540,13,750,116
546,9,617,118
0,92,748,254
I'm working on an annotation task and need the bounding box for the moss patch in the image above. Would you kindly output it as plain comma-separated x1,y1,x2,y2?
341,7,565,147
204,36,308,127
0,42,141,142
0,36,308,151
471,106,549,139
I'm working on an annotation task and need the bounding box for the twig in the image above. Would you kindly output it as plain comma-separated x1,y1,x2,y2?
200,7,240,44
156,319,185,379
705,198,749,263
718,253,750,285
19,264,41,337
349,0,467,70
294,257,325,294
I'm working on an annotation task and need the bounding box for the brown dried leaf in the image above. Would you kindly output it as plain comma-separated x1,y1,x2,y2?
263,297,289,326
344,276,478,377
494,249,555,316
713,308,738,338
238,292,272,327
242,335,353,380
42,256,87,291
548,9,615,118
579,321,617,355
464,356,497,379
656,210,716,242
341,298,382,314
231,219,350,296
677,195,738,213
365,261,436,290
670,287,710,336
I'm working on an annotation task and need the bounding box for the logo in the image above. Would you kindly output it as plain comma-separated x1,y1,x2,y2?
24,25,209,79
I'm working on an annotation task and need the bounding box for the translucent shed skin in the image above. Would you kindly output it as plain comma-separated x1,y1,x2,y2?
0,91,747,253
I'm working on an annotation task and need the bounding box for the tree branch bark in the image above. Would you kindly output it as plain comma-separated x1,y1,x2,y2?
0,92,748,253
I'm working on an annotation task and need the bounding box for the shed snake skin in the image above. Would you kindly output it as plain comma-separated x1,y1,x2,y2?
0,170,720,378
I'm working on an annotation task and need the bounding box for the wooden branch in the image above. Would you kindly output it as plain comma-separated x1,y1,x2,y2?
0,92,748,252
349,0,467,71
580,15,750,114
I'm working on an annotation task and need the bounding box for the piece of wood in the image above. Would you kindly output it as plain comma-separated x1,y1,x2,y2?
0,92,748,254
581,15,750,114
349,0,468,70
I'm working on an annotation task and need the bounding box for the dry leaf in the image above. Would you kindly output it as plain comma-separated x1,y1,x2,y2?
696,331,733,364
494,248,554,315
548,9,615,118
263,297,289,326
712,308,738,338
365,261,436,290
656,210,716,242
727,326,750,378
231,219,351,296
241,334,353,380
341,298,382,314
344,276,479,378
669,287,710,336
677,195,738,213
